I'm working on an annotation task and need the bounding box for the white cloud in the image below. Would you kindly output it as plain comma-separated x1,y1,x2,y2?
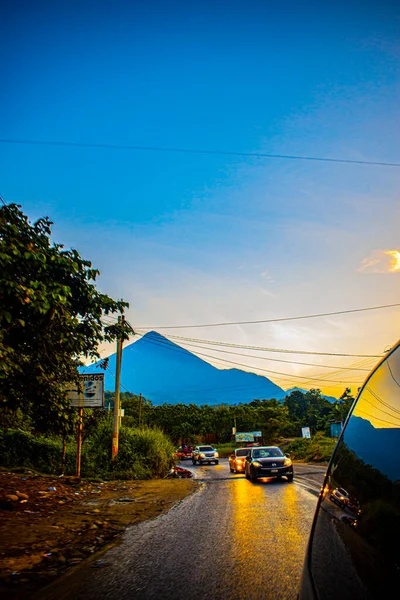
358,249,400,274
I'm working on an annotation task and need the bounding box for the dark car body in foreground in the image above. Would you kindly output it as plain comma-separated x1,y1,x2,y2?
244,446,293,482
299,338,400,599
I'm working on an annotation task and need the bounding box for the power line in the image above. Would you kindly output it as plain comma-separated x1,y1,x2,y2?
140,331,371,371
139,333,364,386
135,302,400,330
1,138,400,168
355,408,400,428
135,329,381,358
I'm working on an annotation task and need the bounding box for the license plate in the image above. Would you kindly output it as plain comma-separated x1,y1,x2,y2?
271,469,278,473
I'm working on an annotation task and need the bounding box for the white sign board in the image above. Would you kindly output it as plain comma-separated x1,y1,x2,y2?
302,426,311,439
67,374,104,408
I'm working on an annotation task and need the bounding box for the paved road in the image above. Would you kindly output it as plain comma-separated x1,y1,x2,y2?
37,460,325,600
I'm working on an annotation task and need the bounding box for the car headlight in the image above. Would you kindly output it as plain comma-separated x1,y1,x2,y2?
252,461,262,467
284,458,292,467
214,452,219,458
200,453,206,458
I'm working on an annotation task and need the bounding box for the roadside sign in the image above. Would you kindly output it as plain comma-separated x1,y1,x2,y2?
235,432,255,442
330,422,342,438
253,431,262,437
302,426,311,439
67,374,104,408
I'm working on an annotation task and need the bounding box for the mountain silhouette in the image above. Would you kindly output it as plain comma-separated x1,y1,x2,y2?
345,415,400,482
83,331,286,405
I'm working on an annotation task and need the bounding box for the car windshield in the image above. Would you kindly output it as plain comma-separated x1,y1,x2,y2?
253,448,283,458
199,446,214,452
236,449,249,457
337,488,348,496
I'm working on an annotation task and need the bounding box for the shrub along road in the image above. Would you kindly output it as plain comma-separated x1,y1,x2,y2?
33,459,325,600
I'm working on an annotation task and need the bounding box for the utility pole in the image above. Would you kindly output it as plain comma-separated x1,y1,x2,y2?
138,392,142,429
112,315,124,460
76,407,83,477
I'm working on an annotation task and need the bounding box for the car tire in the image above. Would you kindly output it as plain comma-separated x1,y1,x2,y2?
215,460,219,465
251,469,258,483
287,474,294,482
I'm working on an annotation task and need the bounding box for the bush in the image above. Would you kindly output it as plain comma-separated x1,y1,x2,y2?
0,422,176,480
0,428,67,473
284,432,337,462
84,422,175,479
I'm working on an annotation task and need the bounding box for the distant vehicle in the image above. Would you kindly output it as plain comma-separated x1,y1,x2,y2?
298,338,400,599
174,445,193,460
244,446,293,483
192,445,219,465
229,448,249,473
329,487,350,508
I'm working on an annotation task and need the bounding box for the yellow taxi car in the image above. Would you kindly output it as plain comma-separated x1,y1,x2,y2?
229,448,249,474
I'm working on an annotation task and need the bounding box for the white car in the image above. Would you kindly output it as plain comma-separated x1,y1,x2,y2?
329,487,350,508
192,445,219,465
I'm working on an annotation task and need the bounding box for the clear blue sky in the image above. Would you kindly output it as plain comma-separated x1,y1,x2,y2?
1,0,399,394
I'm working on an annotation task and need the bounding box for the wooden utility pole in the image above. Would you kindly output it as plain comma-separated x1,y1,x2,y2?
112,315,124,460
138,392,142,429
76,407,83,476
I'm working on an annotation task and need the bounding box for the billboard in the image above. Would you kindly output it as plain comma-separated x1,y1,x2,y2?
235,432,254,442
301,426,311,439
67,374,104,408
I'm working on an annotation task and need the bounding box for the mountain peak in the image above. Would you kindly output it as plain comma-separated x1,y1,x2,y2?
84,331,286,405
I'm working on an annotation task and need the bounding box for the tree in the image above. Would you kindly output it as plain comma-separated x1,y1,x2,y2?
332,387,355,424
0,203,129,427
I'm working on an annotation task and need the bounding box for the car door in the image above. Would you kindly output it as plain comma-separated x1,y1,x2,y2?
299,339,400,599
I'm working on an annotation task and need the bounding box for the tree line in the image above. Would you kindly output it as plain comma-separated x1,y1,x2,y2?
106,387,355,445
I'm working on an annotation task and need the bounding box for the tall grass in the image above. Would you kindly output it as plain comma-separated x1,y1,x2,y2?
0,423,176,479
284,432,337,462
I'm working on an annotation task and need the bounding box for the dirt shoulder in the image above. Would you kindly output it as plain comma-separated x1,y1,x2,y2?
0,468,198,599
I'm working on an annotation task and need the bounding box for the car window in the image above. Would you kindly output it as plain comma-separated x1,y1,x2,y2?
306,341,400,598
236,449,248,457
199,446,213,451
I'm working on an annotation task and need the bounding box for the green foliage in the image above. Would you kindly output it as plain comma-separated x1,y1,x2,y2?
284,432,337,462
0,203,129,432
103,388,355,451
85,421,175,479
0,421,175,479
0,428,75,473
214,442,236,457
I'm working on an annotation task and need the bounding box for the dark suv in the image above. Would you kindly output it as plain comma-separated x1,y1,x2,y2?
245,445,293,482
299,338,400,599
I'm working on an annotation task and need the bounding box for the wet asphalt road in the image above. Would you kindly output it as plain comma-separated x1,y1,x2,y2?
38,460,324,600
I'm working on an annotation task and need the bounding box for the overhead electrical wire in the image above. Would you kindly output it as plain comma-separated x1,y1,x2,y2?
361,396,400,423
135,331,372,371
1,138,400,168
135,302,400,330
355,408,400,428
134,329,382,358
139,332,364,387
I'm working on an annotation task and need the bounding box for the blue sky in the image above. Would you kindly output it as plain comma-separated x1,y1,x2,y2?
1,0,399,395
